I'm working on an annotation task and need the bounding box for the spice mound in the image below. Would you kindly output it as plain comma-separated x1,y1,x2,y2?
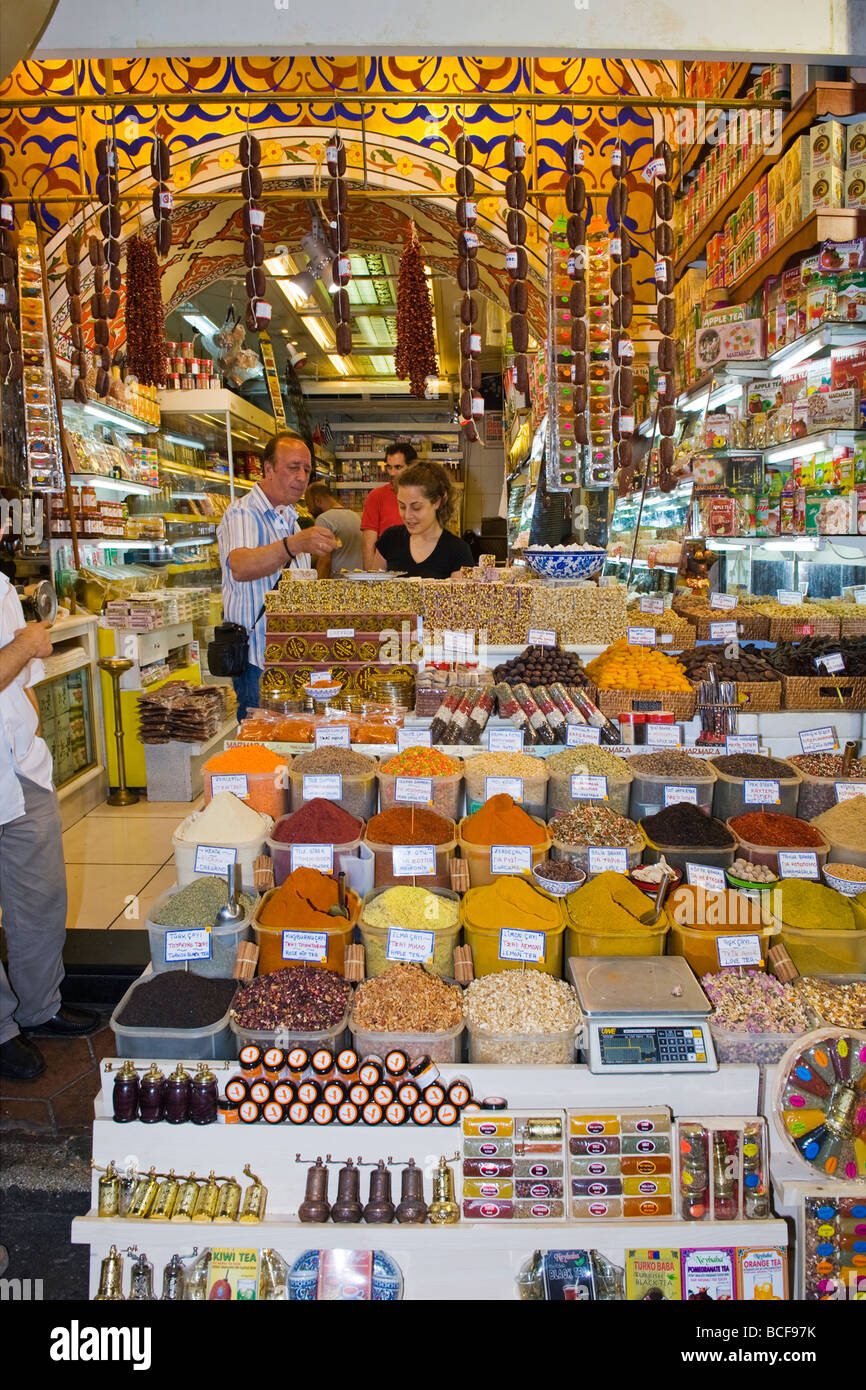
728,857,777,884
550,805,641,847
361,886,459,933
351,964,463,1033
463,750,550,780
771,880,863,933
461,793,547,846
810,794,866,851
175,790,272,844
568,872,671,934
729,810,824,848
117,972,237,1029
642,803,734,848
710,753,794,780
701,970,810,1034
292,747,377,775
465,876,562,932
463,971,581,1036
151,876,256,926
232,966,350,1031
205,745,289,773
669,884,770,930
366,805,455,845
257,867,341,930
794,976,866,1028
824,863,866,886
628,751,711,777
272,798,362,845
790,753,866,779
380,747,460,776
546,746,633,779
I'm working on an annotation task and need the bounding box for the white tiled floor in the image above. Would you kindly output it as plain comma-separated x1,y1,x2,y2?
63,796,201,930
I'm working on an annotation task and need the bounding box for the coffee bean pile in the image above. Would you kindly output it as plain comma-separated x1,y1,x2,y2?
494,644,588,687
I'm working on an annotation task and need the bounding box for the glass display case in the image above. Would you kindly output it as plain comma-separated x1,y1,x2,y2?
34,652,98,791
603,480,694,592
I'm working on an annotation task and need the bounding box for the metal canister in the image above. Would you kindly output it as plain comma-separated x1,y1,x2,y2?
149,1170,181,1221
112,1060,140,1123
128,1250,155,1301
428,1156,460,1225
214,1175,242,1224
164,1064,191,1125
138,1064,166,1124
171,1172,200,1222
94,1245,126,1300
128,1167,160,1219
118,1166,139,1217
239,1164,268,1223
161,1253,186,1300
190,1064,218,1125
96,1161,121,1218
191,1171,221,1223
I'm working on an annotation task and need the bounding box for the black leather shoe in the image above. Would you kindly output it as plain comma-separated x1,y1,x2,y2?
24,1006,100,1038
0,1034,46,1081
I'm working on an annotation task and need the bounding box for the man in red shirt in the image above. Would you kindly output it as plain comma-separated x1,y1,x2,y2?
360,442,417,570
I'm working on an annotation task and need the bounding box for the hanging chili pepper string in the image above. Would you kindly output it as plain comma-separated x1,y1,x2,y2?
394,219,437,398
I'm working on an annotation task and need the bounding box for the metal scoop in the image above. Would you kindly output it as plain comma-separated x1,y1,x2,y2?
328,870,349,919
215,863,245,927
639,865,677,926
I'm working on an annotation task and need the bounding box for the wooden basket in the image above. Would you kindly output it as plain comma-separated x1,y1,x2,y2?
590,684,697,720
690,678,782,712
840,617,866,639
782,674,866,711
690,612,771,641
768,615,841,642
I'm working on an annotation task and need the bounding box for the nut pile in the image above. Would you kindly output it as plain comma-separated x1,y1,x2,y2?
232,967,350,1032
765,637,866,677
352,964,463,1033
728,857,777,884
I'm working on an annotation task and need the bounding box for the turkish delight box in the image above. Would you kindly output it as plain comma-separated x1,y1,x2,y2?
681,1247,736,1301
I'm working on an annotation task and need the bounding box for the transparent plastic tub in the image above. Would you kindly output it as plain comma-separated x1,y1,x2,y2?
547,768,631,818
822,838,866,868
229,1001,351,1054
726,820,831,875
172,813,273,893
796,767,866,820
110,972,237,1060
364,832,457,890
565,918,668,959
289,759,378,821
464,758,549,820
461,890,566,977
777,923,866,975
349,1006,465,1064
457,816,551,889
358,887,461,977
267,825,365,888
710,762,801,822
709,1022,810,1066
465,1020,577,1065
551,832,643,876
146,885,253,979
642,831,736,876
377,763,464,822
203,758,291,822
668,919,779,977
629,765,716,820
252,886,360,976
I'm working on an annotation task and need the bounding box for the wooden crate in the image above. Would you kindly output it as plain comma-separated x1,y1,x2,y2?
781,674,866,710
590,685,697,720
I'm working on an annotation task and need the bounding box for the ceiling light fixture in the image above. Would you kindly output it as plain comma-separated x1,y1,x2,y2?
301,315,336,351
329,354,352,375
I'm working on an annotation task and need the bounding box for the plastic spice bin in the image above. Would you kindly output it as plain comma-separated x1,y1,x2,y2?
776,923,866,975
110,972,237,1061
457,816,551,889
288,759,379,821
252,886,360,976
229,1001,351,1055
550,829,644,876
726,819,831,875
667,919,779,977
465,1021,577,1066
146,885,253,979
641,830,736,876
460,889,566,978
202,757,292,821
564,914,668,959
377,762,464,822
364,829,457,890
172,812,273,893
819,836,866,868
463,757,549,820
710,761,802,822
267,824,365,888
547,767,631,818
349,1008,465,1065
709,1022,810,1066
629,764,717,821
358,887,462,977
795,766,866,820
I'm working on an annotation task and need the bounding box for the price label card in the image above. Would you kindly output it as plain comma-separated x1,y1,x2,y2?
799,726,837,754
487,728,524,752
627,626,657,646
486,776,524,802
853,586,866,605
725,735,760,755
640,597,665,615
646,724,682,748
588,846,628,874
664,784,698,806
836,782,864,802
490,844,533,875
193,844,237,875
210,773,249,798
442,629,473,659
776,589,803,606
571,774,608,800
710,621,738,643
165,928,211,963
528,628,557,647
710,591,737,610
326,628,355,638
397,728,432,753
315,724,352,748
816,652,845,674
303,774,343,801
716,934,763,968
282,930,328,963
395,777,433,805
686,863,727,891
387,928,435,963
498,928,546,963
778,850,819,880
392,844,436,877
290,844,334,874
309,669,335,686
567,724,601,746
744,779,780,805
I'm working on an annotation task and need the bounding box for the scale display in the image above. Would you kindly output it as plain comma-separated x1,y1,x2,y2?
598,1024,709,1067
568,958,718,1073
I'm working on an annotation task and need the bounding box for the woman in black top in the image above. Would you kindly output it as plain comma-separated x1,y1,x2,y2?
373,460,475,579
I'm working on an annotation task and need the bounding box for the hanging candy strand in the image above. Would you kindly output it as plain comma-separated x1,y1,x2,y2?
455,123,481,442
394,219,437,397
0,149,18,384
564,123,587,447
151,129,173,260
327,132,352,355
652,133,677,492
64,227,87,403
609,125,635,496
505,115,530,398
125,235,166,387
92,118,120,398
239,119,269,334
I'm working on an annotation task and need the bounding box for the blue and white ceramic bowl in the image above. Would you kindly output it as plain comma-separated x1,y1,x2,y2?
523,548,606,581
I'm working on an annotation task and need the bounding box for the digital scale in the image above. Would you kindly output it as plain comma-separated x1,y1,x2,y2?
568,956,718,1074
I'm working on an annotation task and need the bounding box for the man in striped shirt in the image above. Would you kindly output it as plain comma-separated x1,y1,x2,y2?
217,432,337,718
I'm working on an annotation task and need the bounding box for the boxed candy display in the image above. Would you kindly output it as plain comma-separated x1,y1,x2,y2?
568,1108,673,1220
461,1110,567,1221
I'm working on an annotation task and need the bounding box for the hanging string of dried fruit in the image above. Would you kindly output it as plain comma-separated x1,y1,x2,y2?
652,137,677,492
151,134,173,260
239,131,269,333
564,131,588,448
64,231,86,403
327,134,352,356
504,130,530,400
92,131,122,398
609,136,636,497
455,132,482,442
394,220,438,397
0,152,21,383
125,236,166,387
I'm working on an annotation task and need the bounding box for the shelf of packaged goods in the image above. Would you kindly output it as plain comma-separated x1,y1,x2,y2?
162,513,218,526
64,398,157,436
730,209,866,305
336,452,463,461
166,560,220,574
676,62,756,185
68,473,160,496
333,423,462,433
158,458,257,490
676,324,866,410
675,81,866,276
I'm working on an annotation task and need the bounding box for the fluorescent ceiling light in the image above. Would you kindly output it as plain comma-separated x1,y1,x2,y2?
368,356,392,374
170,490,208,499
273,272,317,308
329,355,352,375
162,431,206,451
301,315,336,351
680,381,742,412
761,537,822,551
69,474,156,495
355,314,380,347
765,435,831,463
705,539,747,551
769,334,827,377
170,536,217,548
82,402,150,435
182,312,219,337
